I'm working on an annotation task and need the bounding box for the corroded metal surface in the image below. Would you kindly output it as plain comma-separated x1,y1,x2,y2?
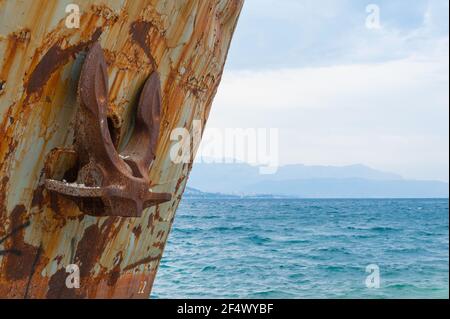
0,0,243,298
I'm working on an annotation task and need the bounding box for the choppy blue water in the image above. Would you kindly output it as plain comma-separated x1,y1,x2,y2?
151,198,449,299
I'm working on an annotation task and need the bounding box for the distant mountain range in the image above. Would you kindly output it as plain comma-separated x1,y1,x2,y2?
187,162,449,198
184,186,291,199
184,187,238,199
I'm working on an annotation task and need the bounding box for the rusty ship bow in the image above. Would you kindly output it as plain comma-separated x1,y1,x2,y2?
0,0,243,298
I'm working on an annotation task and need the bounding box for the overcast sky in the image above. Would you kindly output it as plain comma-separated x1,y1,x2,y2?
201,0,449,182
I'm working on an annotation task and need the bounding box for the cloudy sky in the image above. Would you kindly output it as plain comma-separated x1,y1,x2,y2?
200,0,449,182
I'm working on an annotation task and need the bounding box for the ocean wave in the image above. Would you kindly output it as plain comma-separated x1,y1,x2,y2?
385,283,419,290
246,234,272,245
370,226,401,232
201,265,217,272
282,239,312,244
314,247,351,255
318,265,347,272
386,247,428,254
173,228,202,234
210,226,250,232
288,273,306,279
346,226,400,232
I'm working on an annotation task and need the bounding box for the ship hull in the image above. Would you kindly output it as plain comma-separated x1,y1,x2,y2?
0,0,243,298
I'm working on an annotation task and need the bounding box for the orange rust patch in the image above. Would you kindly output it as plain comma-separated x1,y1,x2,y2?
122,252,162,272
46,267,79,298
3,205,39,282
25,28,103,99
0,80,5,96
74,218,116,278
132,225,142,238
0,29,30,81
130,20,157,69
31,185,45,209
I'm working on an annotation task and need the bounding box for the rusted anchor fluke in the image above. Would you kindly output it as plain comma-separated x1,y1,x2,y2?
45,42,172,217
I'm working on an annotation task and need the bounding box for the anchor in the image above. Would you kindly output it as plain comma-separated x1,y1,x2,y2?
45,42,172,217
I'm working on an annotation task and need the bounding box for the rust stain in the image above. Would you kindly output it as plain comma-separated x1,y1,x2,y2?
74,219,113,278
47,217,118,298
107,251,123,287
30,185,45,209
0,176,8,209
132,225,142,238
46,267,78,299
123,253,162,272
130,20,157,69
0,29,30,81
0,80,5,96
24,243,43,299
25,28,103,98
3,205,38,281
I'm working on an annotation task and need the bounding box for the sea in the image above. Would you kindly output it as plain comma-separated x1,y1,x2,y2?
151,198,449,299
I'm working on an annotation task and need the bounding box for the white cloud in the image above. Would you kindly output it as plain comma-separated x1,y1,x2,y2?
201,1,449,181
228,0,449,69
205,38,449,181
214,53,448,112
